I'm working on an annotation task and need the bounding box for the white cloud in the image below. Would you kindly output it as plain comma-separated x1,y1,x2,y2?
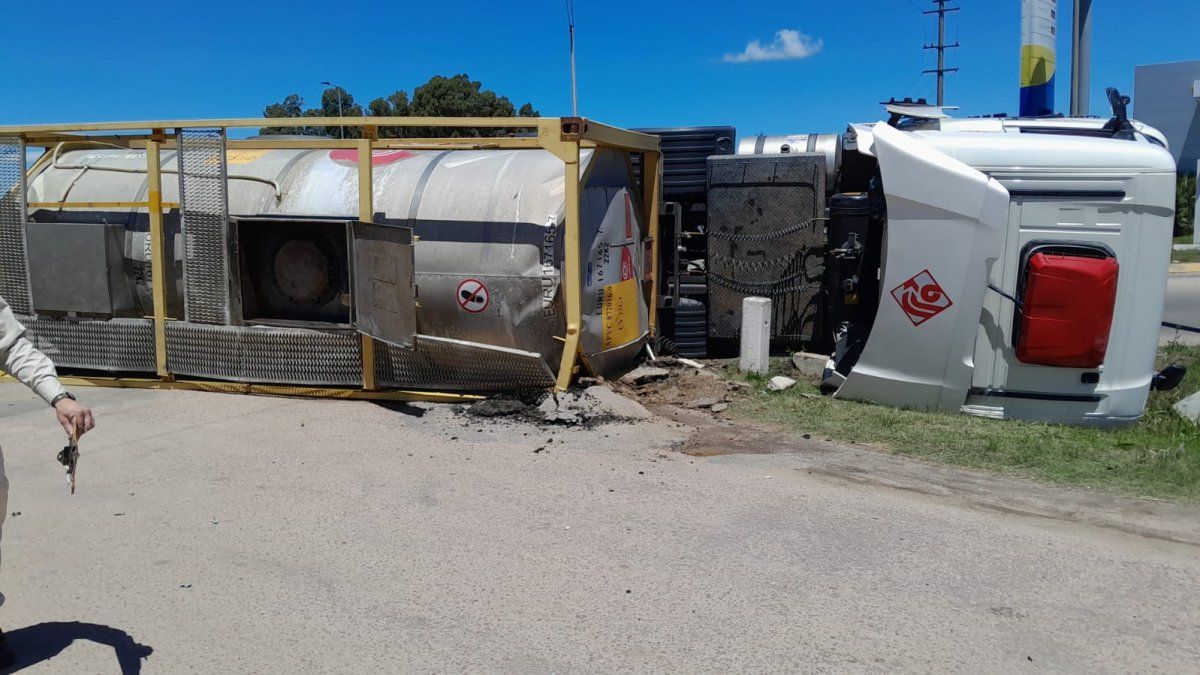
724,29,823,63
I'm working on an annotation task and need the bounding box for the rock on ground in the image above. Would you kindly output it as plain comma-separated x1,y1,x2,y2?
791,352,829,380
1175,391,1200,423
767,376,798,392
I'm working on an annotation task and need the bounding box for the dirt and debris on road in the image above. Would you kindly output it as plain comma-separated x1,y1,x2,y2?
612,357,750,410
461,356,750,428
465,397,536,419
462,385,654,427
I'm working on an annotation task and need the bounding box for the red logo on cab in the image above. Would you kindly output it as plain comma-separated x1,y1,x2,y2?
891,270,953,326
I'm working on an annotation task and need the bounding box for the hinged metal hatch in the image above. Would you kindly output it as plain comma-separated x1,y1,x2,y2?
351,221,417,349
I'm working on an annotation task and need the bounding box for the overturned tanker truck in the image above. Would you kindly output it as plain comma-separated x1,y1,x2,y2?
0,94,1187,426
647,92,1184,427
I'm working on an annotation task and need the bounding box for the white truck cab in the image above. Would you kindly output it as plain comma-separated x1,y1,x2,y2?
825,96,1181,427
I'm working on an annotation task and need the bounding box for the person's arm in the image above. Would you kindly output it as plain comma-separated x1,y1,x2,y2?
0,296,94,437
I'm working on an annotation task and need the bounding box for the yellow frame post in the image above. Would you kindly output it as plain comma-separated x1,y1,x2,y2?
560,143,582,391
537,120,584,391
641,149,662,335
357,129,378,390
145,133,171,379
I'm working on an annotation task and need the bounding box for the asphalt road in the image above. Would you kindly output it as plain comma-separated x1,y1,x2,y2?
1162,273,1200,345
0,384,1198,673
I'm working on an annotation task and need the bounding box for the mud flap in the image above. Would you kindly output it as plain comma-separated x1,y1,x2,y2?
351,221,417,349
834,124,1009,412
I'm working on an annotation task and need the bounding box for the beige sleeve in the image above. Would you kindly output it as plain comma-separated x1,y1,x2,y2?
0,296,66,406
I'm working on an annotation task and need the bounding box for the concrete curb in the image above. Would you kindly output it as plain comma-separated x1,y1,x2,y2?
1170,262,1200,275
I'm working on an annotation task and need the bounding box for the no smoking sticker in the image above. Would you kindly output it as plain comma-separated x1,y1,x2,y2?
456,278,490,313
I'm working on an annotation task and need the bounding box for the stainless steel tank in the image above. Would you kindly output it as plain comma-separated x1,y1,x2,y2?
737,133,841,189
25,142,648,378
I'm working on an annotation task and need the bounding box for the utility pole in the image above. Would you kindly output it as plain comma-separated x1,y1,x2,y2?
565,0,578,116
1069,0,1093,116
923,0,960,107
569,22,578,116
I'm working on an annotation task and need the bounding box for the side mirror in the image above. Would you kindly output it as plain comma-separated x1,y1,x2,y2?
1152,365,1187,392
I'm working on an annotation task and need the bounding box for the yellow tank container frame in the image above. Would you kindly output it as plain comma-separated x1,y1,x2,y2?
2,117,663,401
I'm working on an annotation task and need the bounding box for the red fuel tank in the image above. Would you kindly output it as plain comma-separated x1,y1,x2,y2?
1016,251,1119,368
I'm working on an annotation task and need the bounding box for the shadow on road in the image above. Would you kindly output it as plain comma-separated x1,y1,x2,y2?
372,401,429,417
1,622,152,674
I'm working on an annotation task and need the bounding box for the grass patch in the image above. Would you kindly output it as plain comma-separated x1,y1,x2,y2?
1172,247,1200,264
724,345,1200,501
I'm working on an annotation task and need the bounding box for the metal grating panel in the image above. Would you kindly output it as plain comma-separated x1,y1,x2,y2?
25,314,557,391
377,335,555,391
706,154,826,343
166,322,363,385
177,128,231,324
22,317,156,372
0,136,31,314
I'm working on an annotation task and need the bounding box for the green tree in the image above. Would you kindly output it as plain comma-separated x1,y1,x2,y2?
367,91,411,138
259,87,364,137
260,75,539,138
1177,173,1196,239
315,87,365,138
260,94,305,135
408,74,530,137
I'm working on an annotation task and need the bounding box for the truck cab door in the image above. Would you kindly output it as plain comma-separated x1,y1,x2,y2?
351,221,417,349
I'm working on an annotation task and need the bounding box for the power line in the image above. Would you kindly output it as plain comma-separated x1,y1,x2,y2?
565,0,578,116
899,69,928,99
922,0,960,107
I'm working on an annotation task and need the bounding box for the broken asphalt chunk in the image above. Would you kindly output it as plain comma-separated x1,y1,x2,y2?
620,366,670,386
584,386,653,420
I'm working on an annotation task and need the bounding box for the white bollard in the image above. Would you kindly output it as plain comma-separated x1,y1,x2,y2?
739,296,772,374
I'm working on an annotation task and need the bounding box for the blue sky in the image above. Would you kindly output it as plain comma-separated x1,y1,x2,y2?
3,0,1197,135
